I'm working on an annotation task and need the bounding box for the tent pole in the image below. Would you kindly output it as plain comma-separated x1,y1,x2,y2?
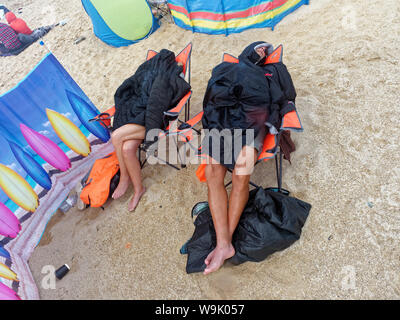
220,0,229,36
39,40,52,54
183,0,194,33
187,55,191,121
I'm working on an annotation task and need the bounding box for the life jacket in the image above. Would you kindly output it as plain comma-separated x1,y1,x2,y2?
80,152,120,208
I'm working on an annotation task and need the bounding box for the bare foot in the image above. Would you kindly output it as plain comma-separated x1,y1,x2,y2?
112,178,130,199
205,248,216,266
128,187,146,212
203,244,235,275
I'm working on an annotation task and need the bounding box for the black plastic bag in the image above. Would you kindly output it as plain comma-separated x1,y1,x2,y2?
181,187,311,273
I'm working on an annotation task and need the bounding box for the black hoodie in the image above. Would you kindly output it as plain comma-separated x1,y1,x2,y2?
202,42,271,135
201,42,296,168
113,49,191,135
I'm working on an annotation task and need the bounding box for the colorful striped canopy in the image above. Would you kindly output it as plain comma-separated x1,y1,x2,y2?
168,0,309,35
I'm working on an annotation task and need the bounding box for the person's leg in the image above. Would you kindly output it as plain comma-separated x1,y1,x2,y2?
227,145,258,236
17,33,34,45
111,124,145,199
203,163,235,275
121,139,146,211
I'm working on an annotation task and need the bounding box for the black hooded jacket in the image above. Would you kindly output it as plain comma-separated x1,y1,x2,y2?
112,49,191,135
201,42,297,167
202,42,272,136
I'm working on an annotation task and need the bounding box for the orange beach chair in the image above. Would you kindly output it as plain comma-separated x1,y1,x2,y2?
196,45,303,193
90,43,203,170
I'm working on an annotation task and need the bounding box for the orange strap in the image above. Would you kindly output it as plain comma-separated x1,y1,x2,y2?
196,162,207,183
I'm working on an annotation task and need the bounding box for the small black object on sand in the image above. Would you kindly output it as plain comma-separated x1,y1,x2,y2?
55,264,70,280
74,36,86,45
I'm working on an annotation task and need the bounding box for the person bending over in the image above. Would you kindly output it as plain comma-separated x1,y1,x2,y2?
5,11,53,45
201,42,296,274
110,49,190,211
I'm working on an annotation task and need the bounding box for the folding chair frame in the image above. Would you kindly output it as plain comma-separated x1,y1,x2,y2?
222,112,302,195
223,131,287,192
219,47,301,194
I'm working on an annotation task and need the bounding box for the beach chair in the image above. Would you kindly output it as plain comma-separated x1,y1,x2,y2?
90,42,203,170
196,45,303,194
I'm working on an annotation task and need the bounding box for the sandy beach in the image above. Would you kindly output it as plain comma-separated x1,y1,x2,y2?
1,0,399,299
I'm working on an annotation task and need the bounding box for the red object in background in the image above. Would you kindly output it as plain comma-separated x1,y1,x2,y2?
5,12,33,35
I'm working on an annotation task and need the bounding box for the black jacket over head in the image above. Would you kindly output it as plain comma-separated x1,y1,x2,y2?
182,187,311,273
202,41,272,136
201,41,296,168
112,49,191,137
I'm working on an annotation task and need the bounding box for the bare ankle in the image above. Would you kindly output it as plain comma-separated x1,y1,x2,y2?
135,186,146,195
216,242,233,250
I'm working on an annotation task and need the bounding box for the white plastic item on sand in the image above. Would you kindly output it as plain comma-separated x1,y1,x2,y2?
75,181,87,211
59,193,78,213
57,19,68,27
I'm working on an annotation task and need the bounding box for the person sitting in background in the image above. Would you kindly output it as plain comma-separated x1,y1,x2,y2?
0,22,22,55
111,49,191,211
5,11,33,35
5,11,53,45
